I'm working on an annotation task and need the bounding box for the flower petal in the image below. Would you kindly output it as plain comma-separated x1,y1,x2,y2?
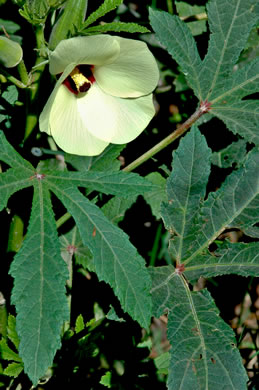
94,36,159,98
76,83,155,143
49,35,120,75
39,63,76,135
42,84,109,156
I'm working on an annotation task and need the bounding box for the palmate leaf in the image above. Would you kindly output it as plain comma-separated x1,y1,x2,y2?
0,130,153,384
161,125,259,275
151,125,259,389
150,268,248,390
149,0,259,145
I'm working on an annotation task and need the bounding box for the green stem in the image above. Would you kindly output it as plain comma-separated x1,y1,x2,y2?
24,25,47,140
149,223,162,266
123,105,206,172
0,66,27,88
167,0,173,14
17,59,30,86
56,212,72,229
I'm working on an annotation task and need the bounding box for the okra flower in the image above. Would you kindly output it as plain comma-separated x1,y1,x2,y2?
39,34,159,156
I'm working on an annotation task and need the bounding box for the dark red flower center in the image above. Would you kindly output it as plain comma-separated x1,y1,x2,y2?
63,65,95,95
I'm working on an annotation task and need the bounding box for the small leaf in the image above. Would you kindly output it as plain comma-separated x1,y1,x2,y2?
75,314,85,333
0,36,23,68
82,21,150,34
3,362,23,378
0,19,20,34
211,139,247,168
7,315,19,351
82,0,123,30
2,85,19,106
100,371,112,388
102,196,137,225
60,226,94,271
175,2,206,18
7,215,24,253
0,339,22,362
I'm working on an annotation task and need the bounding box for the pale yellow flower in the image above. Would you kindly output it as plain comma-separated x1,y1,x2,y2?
39,34,159,156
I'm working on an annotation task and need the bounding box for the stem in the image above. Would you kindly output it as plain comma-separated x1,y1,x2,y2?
167,0,173,14
123,105,207,172
0,66,27,88
17,59,30,86
24,25,47,140
56,212,72,229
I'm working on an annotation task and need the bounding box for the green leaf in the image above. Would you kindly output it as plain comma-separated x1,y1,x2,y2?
197,148,259,251
149,8,203,99
9,184,69,385
48,183,152,329
60,227,94,271
187,20,207,36
100,371,112,388
0,130,33,170
0,19,20,34
150,267,248,389
75,314,85,333
143,172,167,220
175,2,206,18
149,2,259,146
161,126,211,262
0,339,22,362
2,85,19,106
3,362,23,378
82,21,150,35
44,170,158,198
65,144,125,172
154,351,170,375
0,36,23,68
211,139,247,168
102,196,137,225
185,241,259,282
7,215,24,253
199,0,259,101
49,0,88,49
81,0,123,30
210,100,259,145
0,169,33,211
7,315,19,351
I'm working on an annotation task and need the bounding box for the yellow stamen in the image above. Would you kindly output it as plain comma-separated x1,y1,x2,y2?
70,67,91,92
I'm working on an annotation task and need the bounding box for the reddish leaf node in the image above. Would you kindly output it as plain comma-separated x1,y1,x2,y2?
30,172,46,180
67,245,77,255
175,263,185,274
200,100,212,113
